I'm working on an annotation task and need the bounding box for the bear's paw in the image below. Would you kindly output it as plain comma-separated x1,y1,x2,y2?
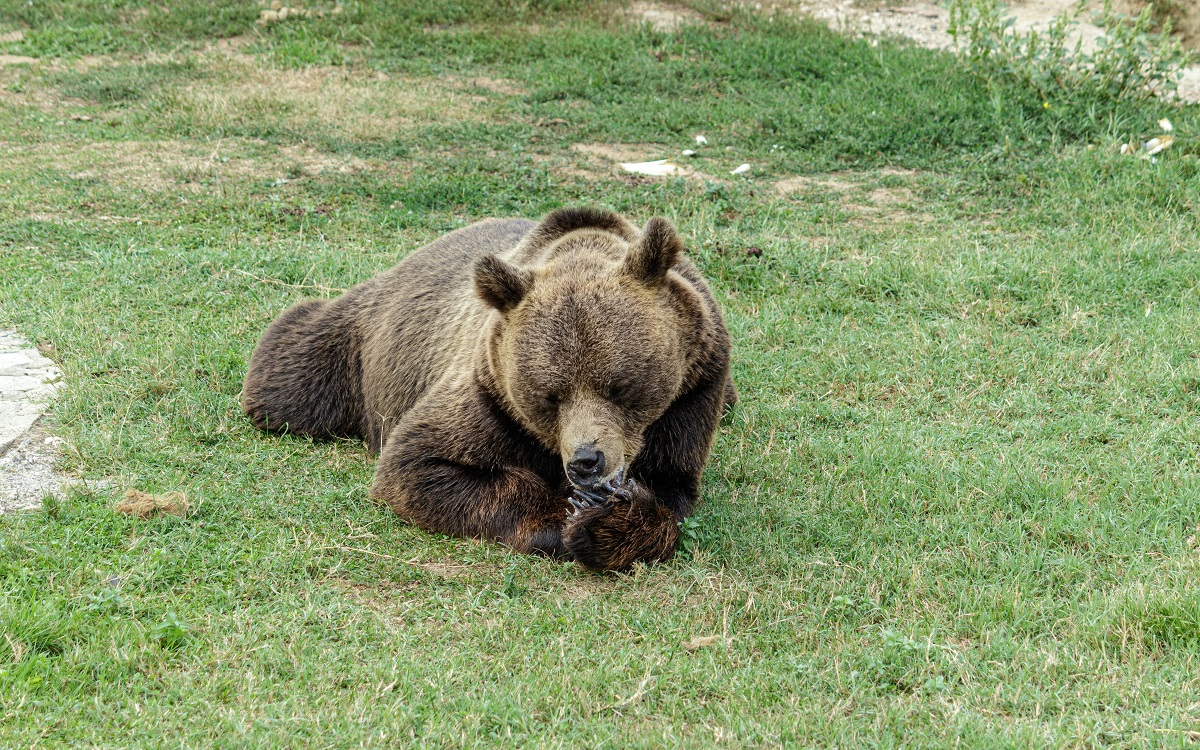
563,478,680,572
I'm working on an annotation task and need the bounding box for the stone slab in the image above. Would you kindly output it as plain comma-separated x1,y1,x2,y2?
0,331,60,455
0,331,66,511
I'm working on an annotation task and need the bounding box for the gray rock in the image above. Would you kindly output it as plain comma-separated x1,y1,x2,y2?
0,331,70,512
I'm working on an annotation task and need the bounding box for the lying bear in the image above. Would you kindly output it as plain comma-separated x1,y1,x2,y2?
242,207,735,571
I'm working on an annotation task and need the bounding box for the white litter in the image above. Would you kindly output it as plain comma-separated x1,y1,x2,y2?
681,149,696,156
730,163,751,175
1143,136,1174,157
694,135,708,145
619,159,681,176
1159,118,1174,132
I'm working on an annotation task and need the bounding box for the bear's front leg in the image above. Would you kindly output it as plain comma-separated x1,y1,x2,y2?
563,477,681,571
370,384,579,559
372,454,572,559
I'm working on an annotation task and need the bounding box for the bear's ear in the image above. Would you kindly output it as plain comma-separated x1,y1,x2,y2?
474,254,533,312
622,217,684,287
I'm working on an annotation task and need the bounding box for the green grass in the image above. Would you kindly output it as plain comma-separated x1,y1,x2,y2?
3,1,1200,746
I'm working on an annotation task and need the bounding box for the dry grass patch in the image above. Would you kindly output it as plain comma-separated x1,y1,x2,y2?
529,151,601,182
569,142,669,163
545,576,616,602
0,54,36,67
0,81,80,115
413,560,501,579
332,578,424,628
201,35,259,67
566,143,721,182
448,75,529,97
176,62,487,141
63,140,263,192
278,144,368,176
3,137,385,195
776,168,929,221
114,488,190,518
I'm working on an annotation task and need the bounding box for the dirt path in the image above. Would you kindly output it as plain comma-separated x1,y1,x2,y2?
805,0,1200,101
630,1,1200,102
773,0,1107,53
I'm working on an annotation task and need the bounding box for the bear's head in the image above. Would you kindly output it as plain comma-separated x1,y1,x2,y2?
474,211,710,491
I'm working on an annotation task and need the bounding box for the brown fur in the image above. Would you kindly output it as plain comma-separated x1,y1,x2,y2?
242,208,735,571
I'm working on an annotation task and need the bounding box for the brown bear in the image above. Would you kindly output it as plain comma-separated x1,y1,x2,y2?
242,207,735,571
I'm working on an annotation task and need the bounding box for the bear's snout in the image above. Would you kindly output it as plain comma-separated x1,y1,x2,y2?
557,397,630,490
566,445,606,488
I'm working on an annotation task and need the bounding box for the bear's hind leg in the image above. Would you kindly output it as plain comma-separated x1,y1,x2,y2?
242,299,363,440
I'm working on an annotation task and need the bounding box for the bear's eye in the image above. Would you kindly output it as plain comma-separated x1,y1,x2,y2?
606,384,628,402
542,393,561,407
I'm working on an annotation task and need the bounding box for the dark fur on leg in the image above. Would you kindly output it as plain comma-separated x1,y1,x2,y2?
369,384,576,559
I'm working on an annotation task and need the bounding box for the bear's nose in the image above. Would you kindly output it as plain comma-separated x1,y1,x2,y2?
566,447,606,486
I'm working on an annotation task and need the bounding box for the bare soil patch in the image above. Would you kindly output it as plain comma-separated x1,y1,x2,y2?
530,151,598,182
570,143,669,163
1122,0,1200,46
776,169,928,221
624,2,708,31
0,427,68,513
768,0,1105,53
566,143,675,180
0,54,36,67
769,0,1200,100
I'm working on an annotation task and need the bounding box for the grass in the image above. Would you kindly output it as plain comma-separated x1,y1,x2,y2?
2,0,1200,746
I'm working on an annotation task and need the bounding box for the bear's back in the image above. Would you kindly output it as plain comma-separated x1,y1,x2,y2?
352,219,536,445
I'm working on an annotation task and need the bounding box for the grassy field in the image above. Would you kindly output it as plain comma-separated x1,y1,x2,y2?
2,1,1200,746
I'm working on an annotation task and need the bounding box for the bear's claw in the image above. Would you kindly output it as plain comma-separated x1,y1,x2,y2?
573,489,608,505
567,488,611,518
565,470,649,519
